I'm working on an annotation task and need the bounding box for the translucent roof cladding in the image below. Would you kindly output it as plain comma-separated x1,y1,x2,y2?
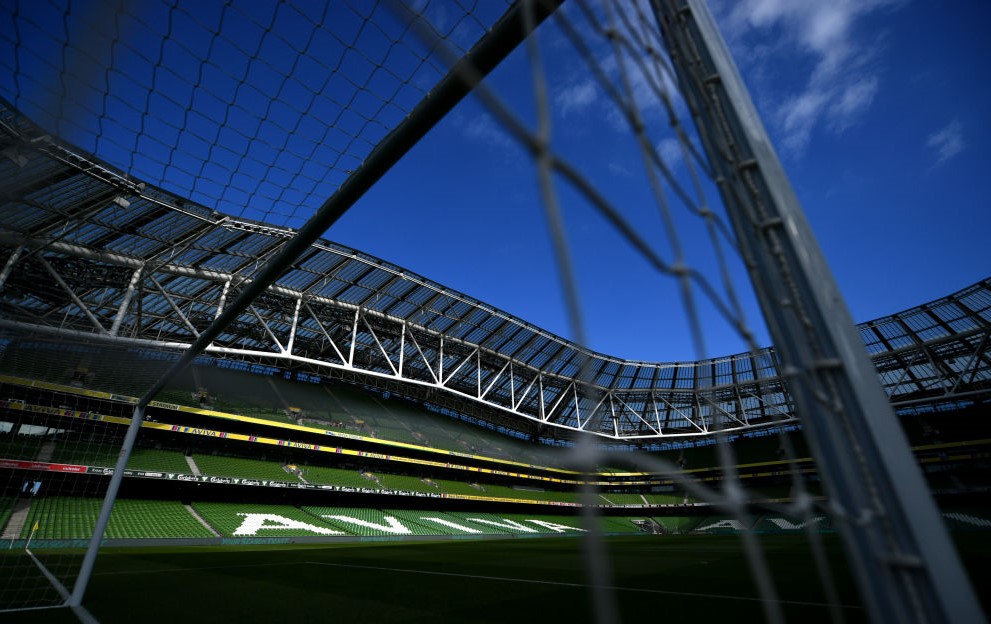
2,102,990,402
859,282,991,355
0,0,513,229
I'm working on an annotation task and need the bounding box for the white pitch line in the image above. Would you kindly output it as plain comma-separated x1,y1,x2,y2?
92,561,298,577
304,561,862,610
89,556,860,611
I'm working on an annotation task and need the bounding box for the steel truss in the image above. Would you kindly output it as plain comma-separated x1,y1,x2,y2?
2,104,988,441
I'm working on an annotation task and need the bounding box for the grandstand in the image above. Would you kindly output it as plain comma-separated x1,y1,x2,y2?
0,0,988,623
1,277,988,618
0,149,988,624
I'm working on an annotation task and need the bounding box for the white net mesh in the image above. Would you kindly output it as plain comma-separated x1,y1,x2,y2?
0,0,513,229
0,0,984,622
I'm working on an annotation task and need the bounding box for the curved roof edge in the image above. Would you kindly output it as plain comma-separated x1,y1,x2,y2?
2,101,990,439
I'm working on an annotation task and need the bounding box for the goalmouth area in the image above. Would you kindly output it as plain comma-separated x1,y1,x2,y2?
9,534,990,624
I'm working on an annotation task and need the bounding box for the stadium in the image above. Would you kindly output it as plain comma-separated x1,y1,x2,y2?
0,1,988,623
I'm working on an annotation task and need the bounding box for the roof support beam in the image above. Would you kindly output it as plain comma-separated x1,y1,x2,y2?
480,358,511,400
285,297,302,355
0,232,645,394
303,302,347,366
37,255,107,335
248,305,285,354
362,315,399,376
0,245,24,290
406,330,439,384
109,267,143,337
613,394,661,436
348,308,359,367
543,381,575,425
148,275,200,339
514,372,539,412
440,345,478,387
698,393,747,429
398,322,406,378
954,329,990,392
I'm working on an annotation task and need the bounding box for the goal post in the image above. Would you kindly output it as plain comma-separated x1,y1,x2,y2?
0,0,984,622
65,0,567,610
652,2,982,621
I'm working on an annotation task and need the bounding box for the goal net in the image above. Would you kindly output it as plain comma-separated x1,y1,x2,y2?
0,0,983,622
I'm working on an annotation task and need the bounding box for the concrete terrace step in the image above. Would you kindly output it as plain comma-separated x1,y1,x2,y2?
2,498,33,539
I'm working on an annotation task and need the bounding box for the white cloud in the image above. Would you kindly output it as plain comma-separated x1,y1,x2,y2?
828,77,878,130
549,0,686,133
716,0,902,157
926,121,965,165
457,112,513,151
554,80,599,116
607,161,634,177
656,137,683,169
778,90,828,153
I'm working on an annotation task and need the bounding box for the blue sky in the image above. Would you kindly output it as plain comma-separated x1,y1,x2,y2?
332,0,991,362
1,0,987,364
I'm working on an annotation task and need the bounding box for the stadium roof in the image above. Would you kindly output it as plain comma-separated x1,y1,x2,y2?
2,99,990,441
1,0,989,441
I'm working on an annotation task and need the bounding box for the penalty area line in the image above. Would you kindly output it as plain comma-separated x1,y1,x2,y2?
305,561,862,610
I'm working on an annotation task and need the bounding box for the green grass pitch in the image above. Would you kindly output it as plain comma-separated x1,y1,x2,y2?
4,533,989,623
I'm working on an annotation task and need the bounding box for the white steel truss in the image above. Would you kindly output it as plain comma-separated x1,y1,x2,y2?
1,108,989,440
